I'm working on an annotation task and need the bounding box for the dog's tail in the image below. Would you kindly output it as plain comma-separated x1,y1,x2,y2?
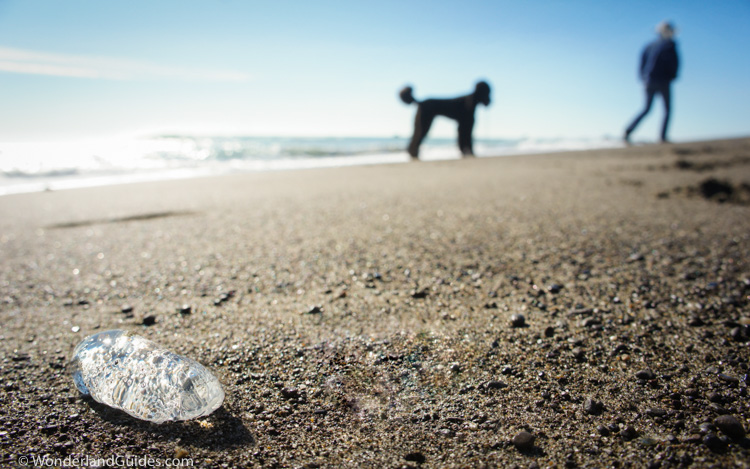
399,86,417,105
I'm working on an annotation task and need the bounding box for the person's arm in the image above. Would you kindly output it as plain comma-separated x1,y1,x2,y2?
639,45,650,80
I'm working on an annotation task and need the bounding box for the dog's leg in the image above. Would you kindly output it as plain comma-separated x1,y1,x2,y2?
458,117,475,156
408,106,435,158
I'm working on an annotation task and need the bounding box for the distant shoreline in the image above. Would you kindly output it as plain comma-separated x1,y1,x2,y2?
1,135,748,197
0,135,627,196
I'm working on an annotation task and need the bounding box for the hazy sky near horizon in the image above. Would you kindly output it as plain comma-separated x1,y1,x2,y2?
0,0,748,143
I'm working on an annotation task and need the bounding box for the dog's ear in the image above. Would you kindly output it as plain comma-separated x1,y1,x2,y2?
399,86,416,105
475,81,491,106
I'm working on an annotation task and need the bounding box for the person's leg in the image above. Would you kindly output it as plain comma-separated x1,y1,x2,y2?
659,83,672,142
625,85,656,140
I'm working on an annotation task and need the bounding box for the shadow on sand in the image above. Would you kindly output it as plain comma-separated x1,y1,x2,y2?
46,210,197,229
83,398,254,450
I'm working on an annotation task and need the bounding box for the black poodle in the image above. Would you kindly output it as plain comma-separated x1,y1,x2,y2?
399,81,491,158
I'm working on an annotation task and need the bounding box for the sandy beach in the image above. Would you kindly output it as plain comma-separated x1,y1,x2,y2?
1,137,750,468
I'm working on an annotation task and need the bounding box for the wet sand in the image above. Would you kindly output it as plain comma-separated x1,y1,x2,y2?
1,137,750,468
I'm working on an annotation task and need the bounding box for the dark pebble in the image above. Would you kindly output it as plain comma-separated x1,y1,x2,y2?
121,305,133,314
611,344,629,356
621,426,639,441
635,369,656,380
583,398,603,415
544,326,555,337
410,289,428,299
39,425,59,435
646,408,667,417
581,318,601,328
572,348,586,362
512,431,535,451
699,422,716,434
306,305,323,315
709,403,729,414
596,425,610,436
403,452,426,464
547,284,563,294
718,373,739,387
280,387,300,399
688,316,704,327
703,433,728,453
486,380,506,390
510,314,526,328
722,295,740,306
713,415,746,440
142,315,156,326
178,304,192,315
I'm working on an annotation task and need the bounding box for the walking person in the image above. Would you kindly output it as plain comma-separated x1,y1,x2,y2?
624,21,680,144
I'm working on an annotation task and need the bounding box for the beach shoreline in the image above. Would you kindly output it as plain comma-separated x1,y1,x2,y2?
0,134,629,197
1,137,749,467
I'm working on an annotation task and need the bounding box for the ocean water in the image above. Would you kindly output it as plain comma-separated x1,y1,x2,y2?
0,135,622,196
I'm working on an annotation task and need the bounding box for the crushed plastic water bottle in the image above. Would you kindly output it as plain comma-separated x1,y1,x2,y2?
70,330,224,424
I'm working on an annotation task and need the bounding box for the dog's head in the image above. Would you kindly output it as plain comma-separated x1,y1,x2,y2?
474,81,491,106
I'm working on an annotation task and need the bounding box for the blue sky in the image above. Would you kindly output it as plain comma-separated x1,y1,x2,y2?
0,0,748,142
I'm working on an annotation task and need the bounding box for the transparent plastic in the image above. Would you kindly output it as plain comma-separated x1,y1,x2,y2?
70,330,224,423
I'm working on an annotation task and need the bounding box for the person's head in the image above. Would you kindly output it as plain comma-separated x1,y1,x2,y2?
474,81,491,106
656,21,676,39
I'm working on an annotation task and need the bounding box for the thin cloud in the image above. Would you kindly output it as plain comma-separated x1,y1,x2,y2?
0,46,251,82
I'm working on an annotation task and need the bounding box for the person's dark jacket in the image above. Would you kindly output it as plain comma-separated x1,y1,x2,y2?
639,38,679,84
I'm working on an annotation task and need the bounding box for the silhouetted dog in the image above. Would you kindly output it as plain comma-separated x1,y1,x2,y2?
399,81,491,158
